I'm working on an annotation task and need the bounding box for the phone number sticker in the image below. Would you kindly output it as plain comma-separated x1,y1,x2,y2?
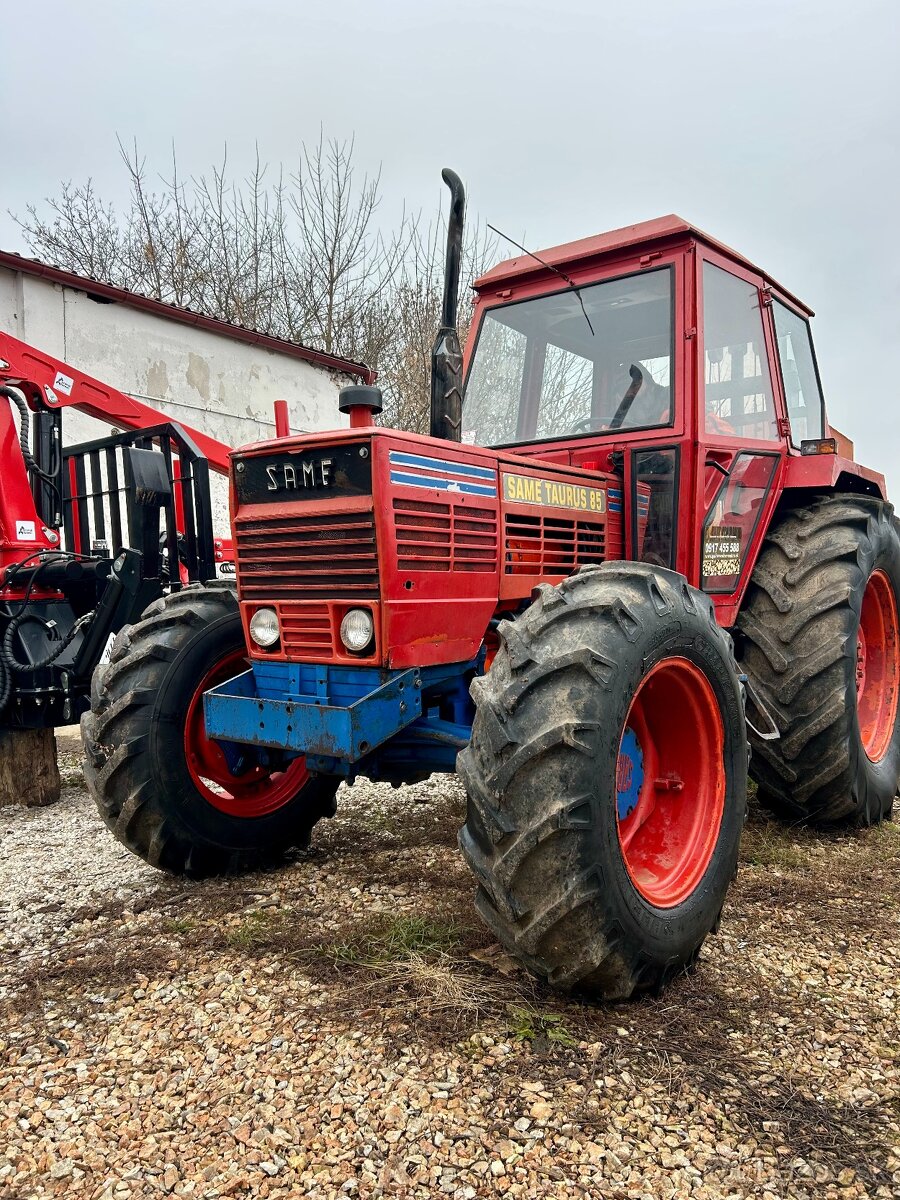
702,524,742,577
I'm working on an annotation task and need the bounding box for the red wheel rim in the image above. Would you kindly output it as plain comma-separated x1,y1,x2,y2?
856,569,900,763
616,658,726,908
183,648,310,817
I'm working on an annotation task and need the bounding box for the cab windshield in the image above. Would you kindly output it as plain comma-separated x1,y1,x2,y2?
462,266,674,446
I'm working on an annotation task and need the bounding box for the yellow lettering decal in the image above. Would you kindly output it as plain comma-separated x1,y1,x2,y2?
501,473,607,515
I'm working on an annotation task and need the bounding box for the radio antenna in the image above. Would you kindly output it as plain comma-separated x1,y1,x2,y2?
487,223,595,337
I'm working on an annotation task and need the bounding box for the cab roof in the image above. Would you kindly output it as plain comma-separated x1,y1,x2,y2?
474,214,813,316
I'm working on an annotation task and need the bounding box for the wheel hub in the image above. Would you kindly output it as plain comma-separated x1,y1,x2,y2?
616,728,644,820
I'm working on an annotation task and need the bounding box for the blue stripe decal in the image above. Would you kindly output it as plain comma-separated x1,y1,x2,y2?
389,451,495,480
390,471,497,497
608,504,623,513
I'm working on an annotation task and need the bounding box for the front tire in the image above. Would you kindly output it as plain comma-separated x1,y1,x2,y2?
82,585,339,876
458,563,747,1000
737,495,900,825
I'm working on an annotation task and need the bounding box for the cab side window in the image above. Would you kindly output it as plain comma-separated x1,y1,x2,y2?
701,452,779,591
772,301,825,443
703,263,778,441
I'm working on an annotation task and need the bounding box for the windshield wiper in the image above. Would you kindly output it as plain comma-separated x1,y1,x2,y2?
486,224,596,338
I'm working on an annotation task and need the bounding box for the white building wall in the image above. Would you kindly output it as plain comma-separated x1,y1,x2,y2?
0,268,353,530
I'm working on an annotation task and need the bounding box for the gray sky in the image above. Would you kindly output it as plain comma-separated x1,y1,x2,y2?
2,0,898,492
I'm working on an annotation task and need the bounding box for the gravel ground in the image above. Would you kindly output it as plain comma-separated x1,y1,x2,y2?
1,738,899,1200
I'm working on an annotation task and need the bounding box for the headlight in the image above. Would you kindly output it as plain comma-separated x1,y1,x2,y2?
340,608,374,653
249,607,280,648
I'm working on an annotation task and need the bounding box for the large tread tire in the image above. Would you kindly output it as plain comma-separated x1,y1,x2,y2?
457,562,747,1000
737,495,900,825
81,585,339,876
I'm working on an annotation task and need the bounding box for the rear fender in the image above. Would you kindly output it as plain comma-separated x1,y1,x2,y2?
782,453,886,500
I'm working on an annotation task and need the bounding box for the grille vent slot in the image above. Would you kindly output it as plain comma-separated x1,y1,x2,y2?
503,512,606,576
278,602,335,658
235,509,378,600
393,498,498,573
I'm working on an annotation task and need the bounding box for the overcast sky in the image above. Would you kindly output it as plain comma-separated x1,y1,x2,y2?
2,0,898,491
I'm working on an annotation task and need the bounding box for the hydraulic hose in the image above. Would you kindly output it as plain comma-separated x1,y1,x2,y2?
0,552,95,713
1,384,41,475
1,384,61,496
2,608,95,674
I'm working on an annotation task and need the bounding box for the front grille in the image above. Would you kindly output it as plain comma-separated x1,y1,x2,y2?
504,512,606,576
279,602,336,658
393,498,498,573
235,509,378,600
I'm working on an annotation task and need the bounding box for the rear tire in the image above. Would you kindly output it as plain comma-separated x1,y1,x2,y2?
458,562,747,1000
81,585,339,876
737,496,900,825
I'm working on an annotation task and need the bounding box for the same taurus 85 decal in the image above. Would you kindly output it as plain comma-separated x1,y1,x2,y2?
234,443,373,504
502,472,607,513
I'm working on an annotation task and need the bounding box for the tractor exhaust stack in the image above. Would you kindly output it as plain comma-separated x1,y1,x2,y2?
430,168,466,442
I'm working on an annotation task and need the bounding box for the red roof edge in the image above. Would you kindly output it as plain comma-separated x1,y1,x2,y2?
475,214,812,316
0,250,376,383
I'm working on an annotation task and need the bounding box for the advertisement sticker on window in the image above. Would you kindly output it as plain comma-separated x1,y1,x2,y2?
702,524,742,578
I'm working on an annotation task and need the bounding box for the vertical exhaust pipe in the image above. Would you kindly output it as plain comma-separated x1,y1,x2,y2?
430,168,466,442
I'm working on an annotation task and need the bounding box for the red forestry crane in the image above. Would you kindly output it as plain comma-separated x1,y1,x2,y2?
0,330,237,733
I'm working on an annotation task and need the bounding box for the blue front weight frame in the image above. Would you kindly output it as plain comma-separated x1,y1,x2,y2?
203,657,479,777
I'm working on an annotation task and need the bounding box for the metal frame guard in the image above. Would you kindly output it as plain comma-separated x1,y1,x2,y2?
203,659,475,768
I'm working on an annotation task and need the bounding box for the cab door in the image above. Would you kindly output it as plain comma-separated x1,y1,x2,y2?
694,256,789,621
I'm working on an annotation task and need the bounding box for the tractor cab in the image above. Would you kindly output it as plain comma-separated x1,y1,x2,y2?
461,216,881,624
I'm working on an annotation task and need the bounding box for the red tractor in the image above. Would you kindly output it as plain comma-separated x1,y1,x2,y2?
83,172,900,999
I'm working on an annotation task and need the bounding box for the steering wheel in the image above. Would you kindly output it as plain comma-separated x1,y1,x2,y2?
562,364,645,435
565,414,605,436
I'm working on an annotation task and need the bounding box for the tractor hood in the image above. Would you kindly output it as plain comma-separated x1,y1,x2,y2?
229,427,622,670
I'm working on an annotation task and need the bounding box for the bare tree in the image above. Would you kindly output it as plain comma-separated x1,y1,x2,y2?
285,136,409,357
12,137,495,434
378,212,496,434
16,178,127,286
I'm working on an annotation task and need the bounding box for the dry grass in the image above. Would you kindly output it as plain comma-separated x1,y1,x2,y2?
364,953,518,1025
740,816,813,870
294,912,519,1029
6,938,173,1018
317,914,465,965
